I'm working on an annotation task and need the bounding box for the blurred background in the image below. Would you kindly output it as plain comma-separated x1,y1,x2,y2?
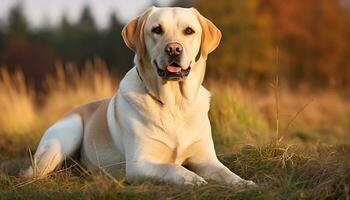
0,0,349,150
1,0,350,89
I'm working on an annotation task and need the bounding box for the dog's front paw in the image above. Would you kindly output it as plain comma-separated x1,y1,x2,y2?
233,179,257,188
189,175,208,186
242,180,257,187
182,172,207,186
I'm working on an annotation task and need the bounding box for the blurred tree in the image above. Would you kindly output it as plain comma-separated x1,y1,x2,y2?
75,6,102,67
171,0,196,7
2,37,56,87
150,0,161,7
77,6,98,33
0,27,5,61
102,13,133,74
260,0,350,87
196,0,275,82
1,5,57,88
55,15,79,62
7,5,29,36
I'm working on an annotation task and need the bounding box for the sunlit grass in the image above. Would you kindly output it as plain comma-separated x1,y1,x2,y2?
1,144,349,200
0,67,36,134
209,84,271,151
0,59,117,135
41,59,117,125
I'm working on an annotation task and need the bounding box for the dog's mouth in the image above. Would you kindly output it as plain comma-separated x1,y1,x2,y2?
154,61,191,81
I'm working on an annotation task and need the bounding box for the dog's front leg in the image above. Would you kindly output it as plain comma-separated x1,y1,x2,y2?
185,135,256,186
126,160,207,185
190,159,256,186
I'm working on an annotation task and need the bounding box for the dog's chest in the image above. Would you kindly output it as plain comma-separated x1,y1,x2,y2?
143,104,208,163
127,87,209,139
120,81,211,164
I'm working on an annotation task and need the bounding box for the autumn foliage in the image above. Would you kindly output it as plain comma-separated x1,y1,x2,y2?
196,0,350,88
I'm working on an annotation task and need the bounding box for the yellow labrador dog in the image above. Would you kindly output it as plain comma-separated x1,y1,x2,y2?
23,7,255,186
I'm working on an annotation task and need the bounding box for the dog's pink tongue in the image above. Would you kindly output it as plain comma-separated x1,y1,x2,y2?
167,65,182,73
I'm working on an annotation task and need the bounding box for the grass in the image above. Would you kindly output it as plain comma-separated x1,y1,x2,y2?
0,60,349,199
0,67,37,134
1,145,349,199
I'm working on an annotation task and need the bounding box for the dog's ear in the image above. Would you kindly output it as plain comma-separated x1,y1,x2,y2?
193,8,222,60
122,8,154,57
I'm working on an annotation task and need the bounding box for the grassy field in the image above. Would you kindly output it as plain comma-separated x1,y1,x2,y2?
0,61,349,199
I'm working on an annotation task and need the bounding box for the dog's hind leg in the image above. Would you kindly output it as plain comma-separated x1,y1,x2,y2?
21,114,83,178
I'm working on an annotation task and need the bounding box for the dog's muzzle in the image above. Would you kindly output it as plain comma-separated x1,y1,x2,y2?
154,61,191,81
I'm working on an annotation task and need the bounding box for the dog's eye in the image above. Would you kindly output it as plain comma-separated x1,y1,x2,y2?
152,26,163,34
184,27,195,35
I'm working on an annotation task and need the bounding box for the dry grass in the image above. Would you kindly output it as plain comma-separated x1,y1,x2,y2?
209,83,271,150
0,59,117,135
0,67,37,134
41,59,117,125
0,62,349,199
1,144,349,200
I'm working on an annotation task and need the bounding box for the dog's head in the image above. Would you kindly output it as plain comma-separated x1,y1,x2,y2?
122,7,221,82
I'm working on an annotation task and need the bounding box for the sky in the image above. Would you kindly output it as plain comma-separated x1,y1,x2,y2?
0,0,174,29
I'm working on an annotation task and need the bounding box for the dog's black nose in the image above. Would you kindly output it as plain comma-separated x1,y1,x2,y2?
165,42,183,57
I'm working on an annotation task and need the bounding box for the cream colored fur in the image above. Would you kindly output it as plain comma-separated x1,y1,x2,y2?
22,7,255,186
